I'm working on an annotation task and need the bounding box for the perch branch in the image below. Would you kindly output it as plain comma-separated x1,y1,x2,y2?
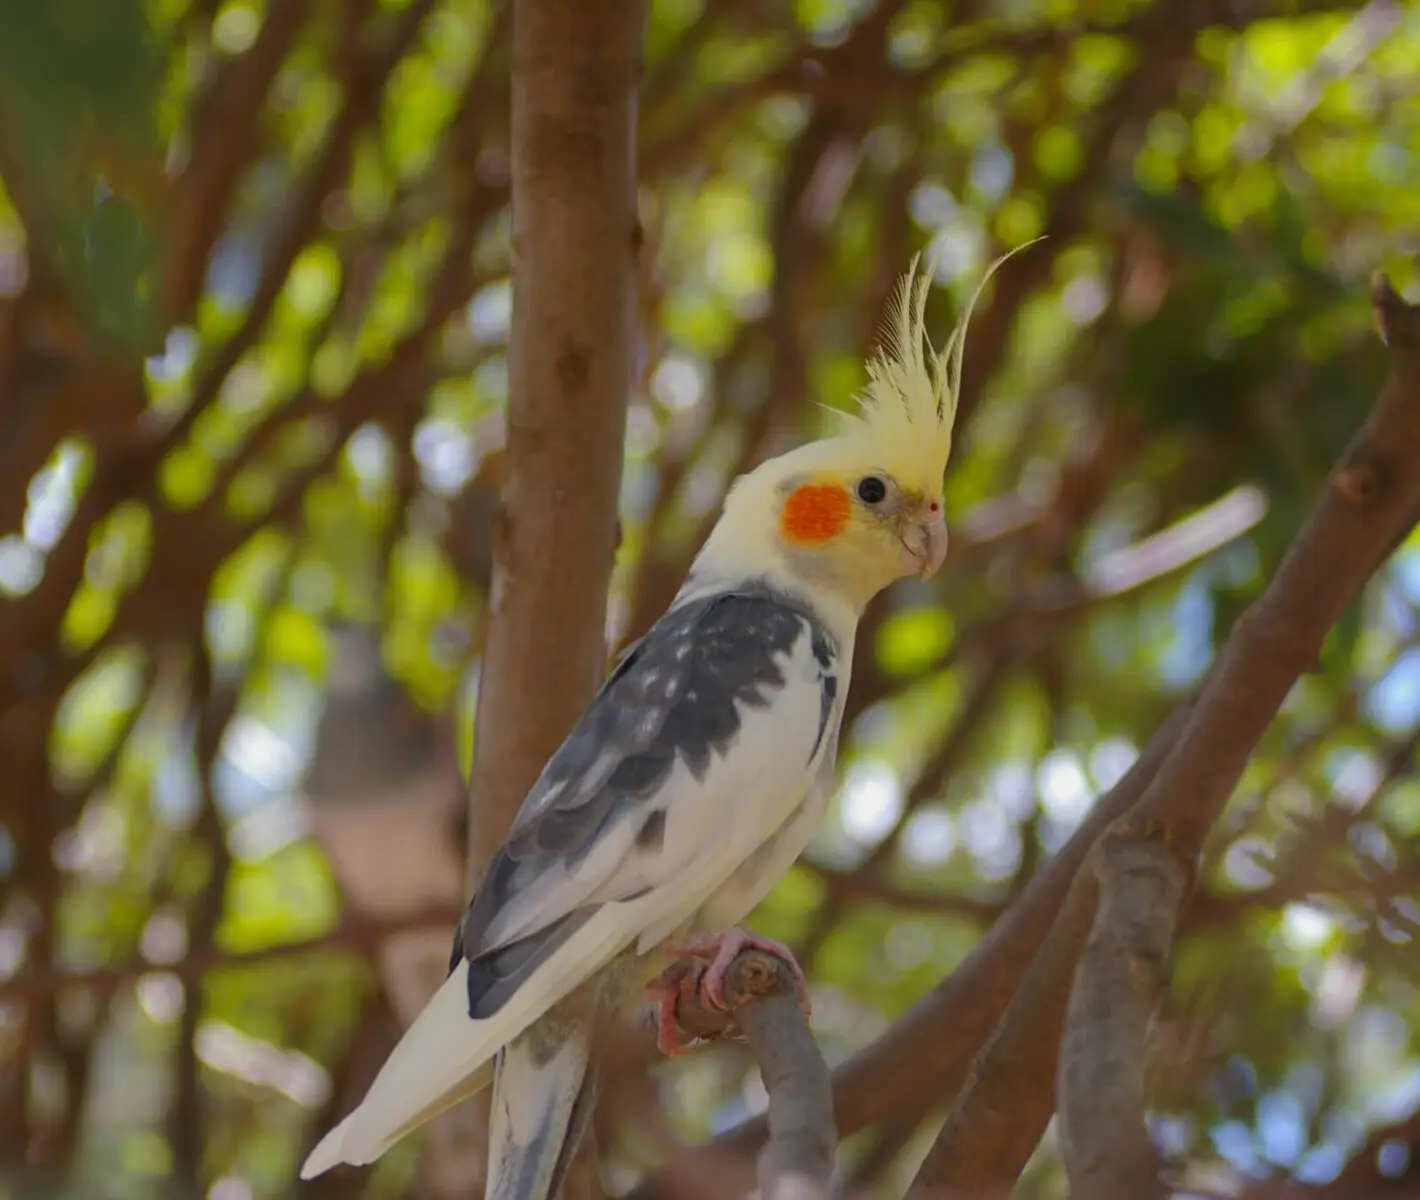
671,951,836,1200
1057,830,1189,1200
624,698,1194,1200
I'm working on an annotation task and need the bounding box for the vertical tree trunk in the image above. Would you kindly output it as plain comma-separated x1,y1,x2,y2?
467,0,646,873
433,2,647,1196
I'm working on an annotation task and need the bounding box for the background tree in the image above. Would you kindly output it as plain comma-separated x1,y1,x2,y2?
2,0,1420,1198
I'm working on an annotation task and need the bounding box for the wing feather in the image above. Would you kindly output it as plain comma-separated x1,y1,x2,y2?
301,585,844,1179
453,586,840,1007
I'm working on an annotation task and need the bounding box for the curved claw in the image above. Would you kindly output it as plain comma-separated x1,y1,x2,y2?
662,927,811,1020
644,960,707,1057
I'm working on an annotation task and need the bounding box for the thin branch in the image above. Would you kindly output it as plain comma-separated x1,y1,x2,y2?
1057,830,1189,1200
170,0,433,454
162,0,314,318
10,217,481,737
0,0,439,734
803,860,1006,924
168,634,234,1198
1188,717,1420,930
671,951,836,1200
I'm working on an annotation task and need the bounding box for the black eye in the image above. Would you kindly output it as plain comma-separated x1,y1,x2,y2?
857,476,887,505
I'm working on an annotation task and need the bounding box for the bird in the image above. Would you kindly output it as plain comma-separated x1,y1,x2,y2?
299,249,1022,1198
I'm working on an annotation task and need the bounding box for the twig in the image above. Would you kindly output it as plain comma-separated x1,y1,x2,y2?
168,633,237,1197
673,951,836,1200
1187,717,1420,931
1057,830,1189,1200
15,221,480,726
804,860,1006,924
0,0,443,788
173,0,434,448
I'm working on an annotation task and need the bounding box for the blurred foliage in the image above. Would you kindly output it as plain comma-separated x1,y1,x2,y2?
2,0,1420,1197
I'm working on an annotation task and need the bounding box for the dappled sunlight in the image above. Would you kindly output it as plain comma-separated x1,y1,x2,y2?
2,0,1420,1195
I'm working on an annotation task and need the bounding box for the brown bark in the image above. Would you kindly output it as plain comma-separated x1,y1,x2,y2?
904,277,1420,1198
465,0,646,876
454,1,647,1195
1057,831,1188,1200
674,953,837,1199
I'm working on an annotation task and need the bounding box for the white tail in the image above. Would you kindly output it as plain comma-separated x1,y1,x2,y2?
486,1016,597,1200
299,905,637,1179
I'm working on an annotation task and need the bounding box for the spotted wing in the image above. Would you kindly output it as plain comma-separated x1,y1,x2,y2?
450,586,839,1018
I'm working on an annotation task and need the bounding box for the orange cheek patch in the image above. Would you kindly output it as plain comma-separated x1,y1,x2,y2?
781,483,851,545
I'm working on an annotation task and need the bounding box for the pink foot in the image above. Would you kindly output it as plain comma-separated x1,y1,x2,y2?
644,959,708,1057
663,927,811,1019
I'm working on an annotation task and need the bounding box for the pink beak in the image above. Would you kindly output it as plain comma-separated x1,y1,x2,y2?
902,506,949,579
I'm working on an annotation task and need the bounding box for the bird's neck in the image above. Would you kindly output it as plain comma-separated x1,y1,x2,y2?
675,542,861,653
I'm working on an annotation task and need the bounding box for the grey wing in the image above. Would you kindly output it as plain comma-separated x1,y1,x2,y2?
448,587,839,1020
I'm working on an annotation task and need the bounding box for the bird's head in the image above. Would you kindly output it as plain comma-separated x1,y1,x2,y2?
756,426,950,605
692,249,1025,616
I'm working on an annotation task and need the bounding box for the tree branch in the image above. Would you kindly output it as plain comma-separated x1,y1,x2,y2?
455,2,647,1195
669,951,836,1200
1057,830,1189,1200
161,0,313,319
172,0,433,451
0,906,465,1003
465,0,645,871
904,276,1420,1198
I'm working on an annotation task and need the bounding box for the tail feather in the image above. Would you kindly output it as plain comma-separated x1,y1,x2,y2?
300,905,636,1180
487,1014,597,1200
301,1059,498,1179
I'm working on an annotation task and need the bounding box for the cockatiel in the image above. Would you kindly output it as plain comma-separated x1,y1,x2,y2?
300,251,1017,1198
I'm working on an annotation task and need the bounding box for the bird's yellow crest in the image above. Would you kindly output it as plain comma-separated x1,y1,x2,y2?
837,241,1040,492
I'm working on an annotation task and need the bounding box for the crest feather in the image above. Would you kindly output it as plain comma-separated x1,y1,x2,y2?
844,239,1040,489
